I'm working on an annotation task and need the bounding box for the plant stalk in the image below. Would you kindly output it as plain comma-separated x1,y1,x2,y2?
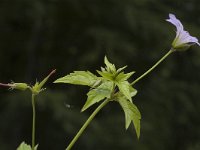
66,98,110,150
0,83,11,87
131,49,174,85
32,94,36,150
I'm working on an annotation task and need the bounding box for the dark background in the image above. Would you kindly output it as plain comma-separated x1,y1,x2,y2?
0,0,200,150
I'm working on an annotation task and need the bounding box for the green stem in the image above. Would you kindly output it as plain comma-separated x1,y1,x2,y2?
32,94,36,150
66,98,110,150
131,49,174,85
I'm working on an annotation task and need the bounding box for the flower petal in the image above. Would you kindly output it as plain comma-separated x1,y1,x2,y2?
166,13,183,32
167,13,200,49
180,31,198,43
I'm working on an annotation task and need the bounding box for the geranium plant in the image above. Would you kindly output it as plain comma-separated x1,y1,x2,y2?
0,13,199,150
54,13,200,150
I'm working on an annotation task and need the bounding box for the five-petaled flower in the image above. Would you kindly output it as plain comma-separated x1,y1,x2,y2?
166,13,200,51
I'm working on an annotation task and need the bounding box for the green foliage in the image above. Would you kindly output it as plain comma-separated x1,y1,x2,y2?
117,94,141,138
82,81,113,111
115,71,135,82
55,56,141,138
1,1,200,149
116,81,132,101
17,142,38,150
104,56,116,73
54,71,98,87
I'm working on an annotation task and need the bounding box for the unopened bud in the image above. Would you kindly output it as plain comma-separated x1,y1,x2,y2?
0,82,29,91
11,83,29,91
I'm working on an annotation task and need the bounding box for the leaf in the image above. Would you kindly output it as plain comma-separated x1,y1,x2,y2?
54,71,97,86
116,81,132,101
118,96,141,139
17,142,31,150
17,142,38,150
116,66,127,74
81,81,113,111
104,56,116,73
96,70,113,80
129,86,137,97
100,67,106,72
91,79,102,88
115,71,135,82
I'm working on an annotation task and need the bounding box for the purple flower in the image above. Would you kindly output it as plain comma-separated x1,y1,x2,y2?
166,13,200,50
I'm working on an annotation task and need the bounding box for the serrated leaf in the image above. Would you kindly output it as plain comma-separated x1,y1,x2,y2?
118,97,141,139
91,79,102,88
17,142,31,150
96,70,113,80
116,66,127,73
115,71,135,82
82,81,113,111
54,71,97,86
17,142,38,150
116,81,132,101
104,56,116,73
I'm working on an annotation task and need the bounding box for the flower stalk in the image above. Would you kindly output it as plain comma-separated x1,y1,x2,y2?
0,83,12,87
32,94,36,150
131,49,174,85
0,69,56,150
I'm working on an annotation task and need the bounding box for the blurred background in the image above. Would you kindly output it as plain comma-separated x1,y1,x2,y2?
1,0,200,150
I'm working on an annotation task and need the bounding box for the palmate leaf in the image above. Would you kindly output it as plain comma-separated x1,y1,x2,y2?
17,142,38,150
54,71,97,86
81,81,113,111
118,96,141,139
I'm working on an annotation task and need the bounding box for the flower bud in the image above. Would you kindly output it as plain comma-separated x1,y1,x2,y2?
32,69,56,95
11,83,29,91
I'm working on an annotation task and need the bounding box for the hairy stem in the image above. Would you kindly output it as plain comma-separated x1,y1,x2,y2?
32,94,36,150
131,49,174,85
66,98,110,150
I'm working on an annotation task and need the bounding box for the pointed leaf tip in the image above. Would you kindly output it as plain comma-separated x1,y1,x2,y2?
54,71,98,86
104,56,116,73
49,69,56,77
17,142,38,150
38,69,56,88
116,66,127,73
118,97,141,139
